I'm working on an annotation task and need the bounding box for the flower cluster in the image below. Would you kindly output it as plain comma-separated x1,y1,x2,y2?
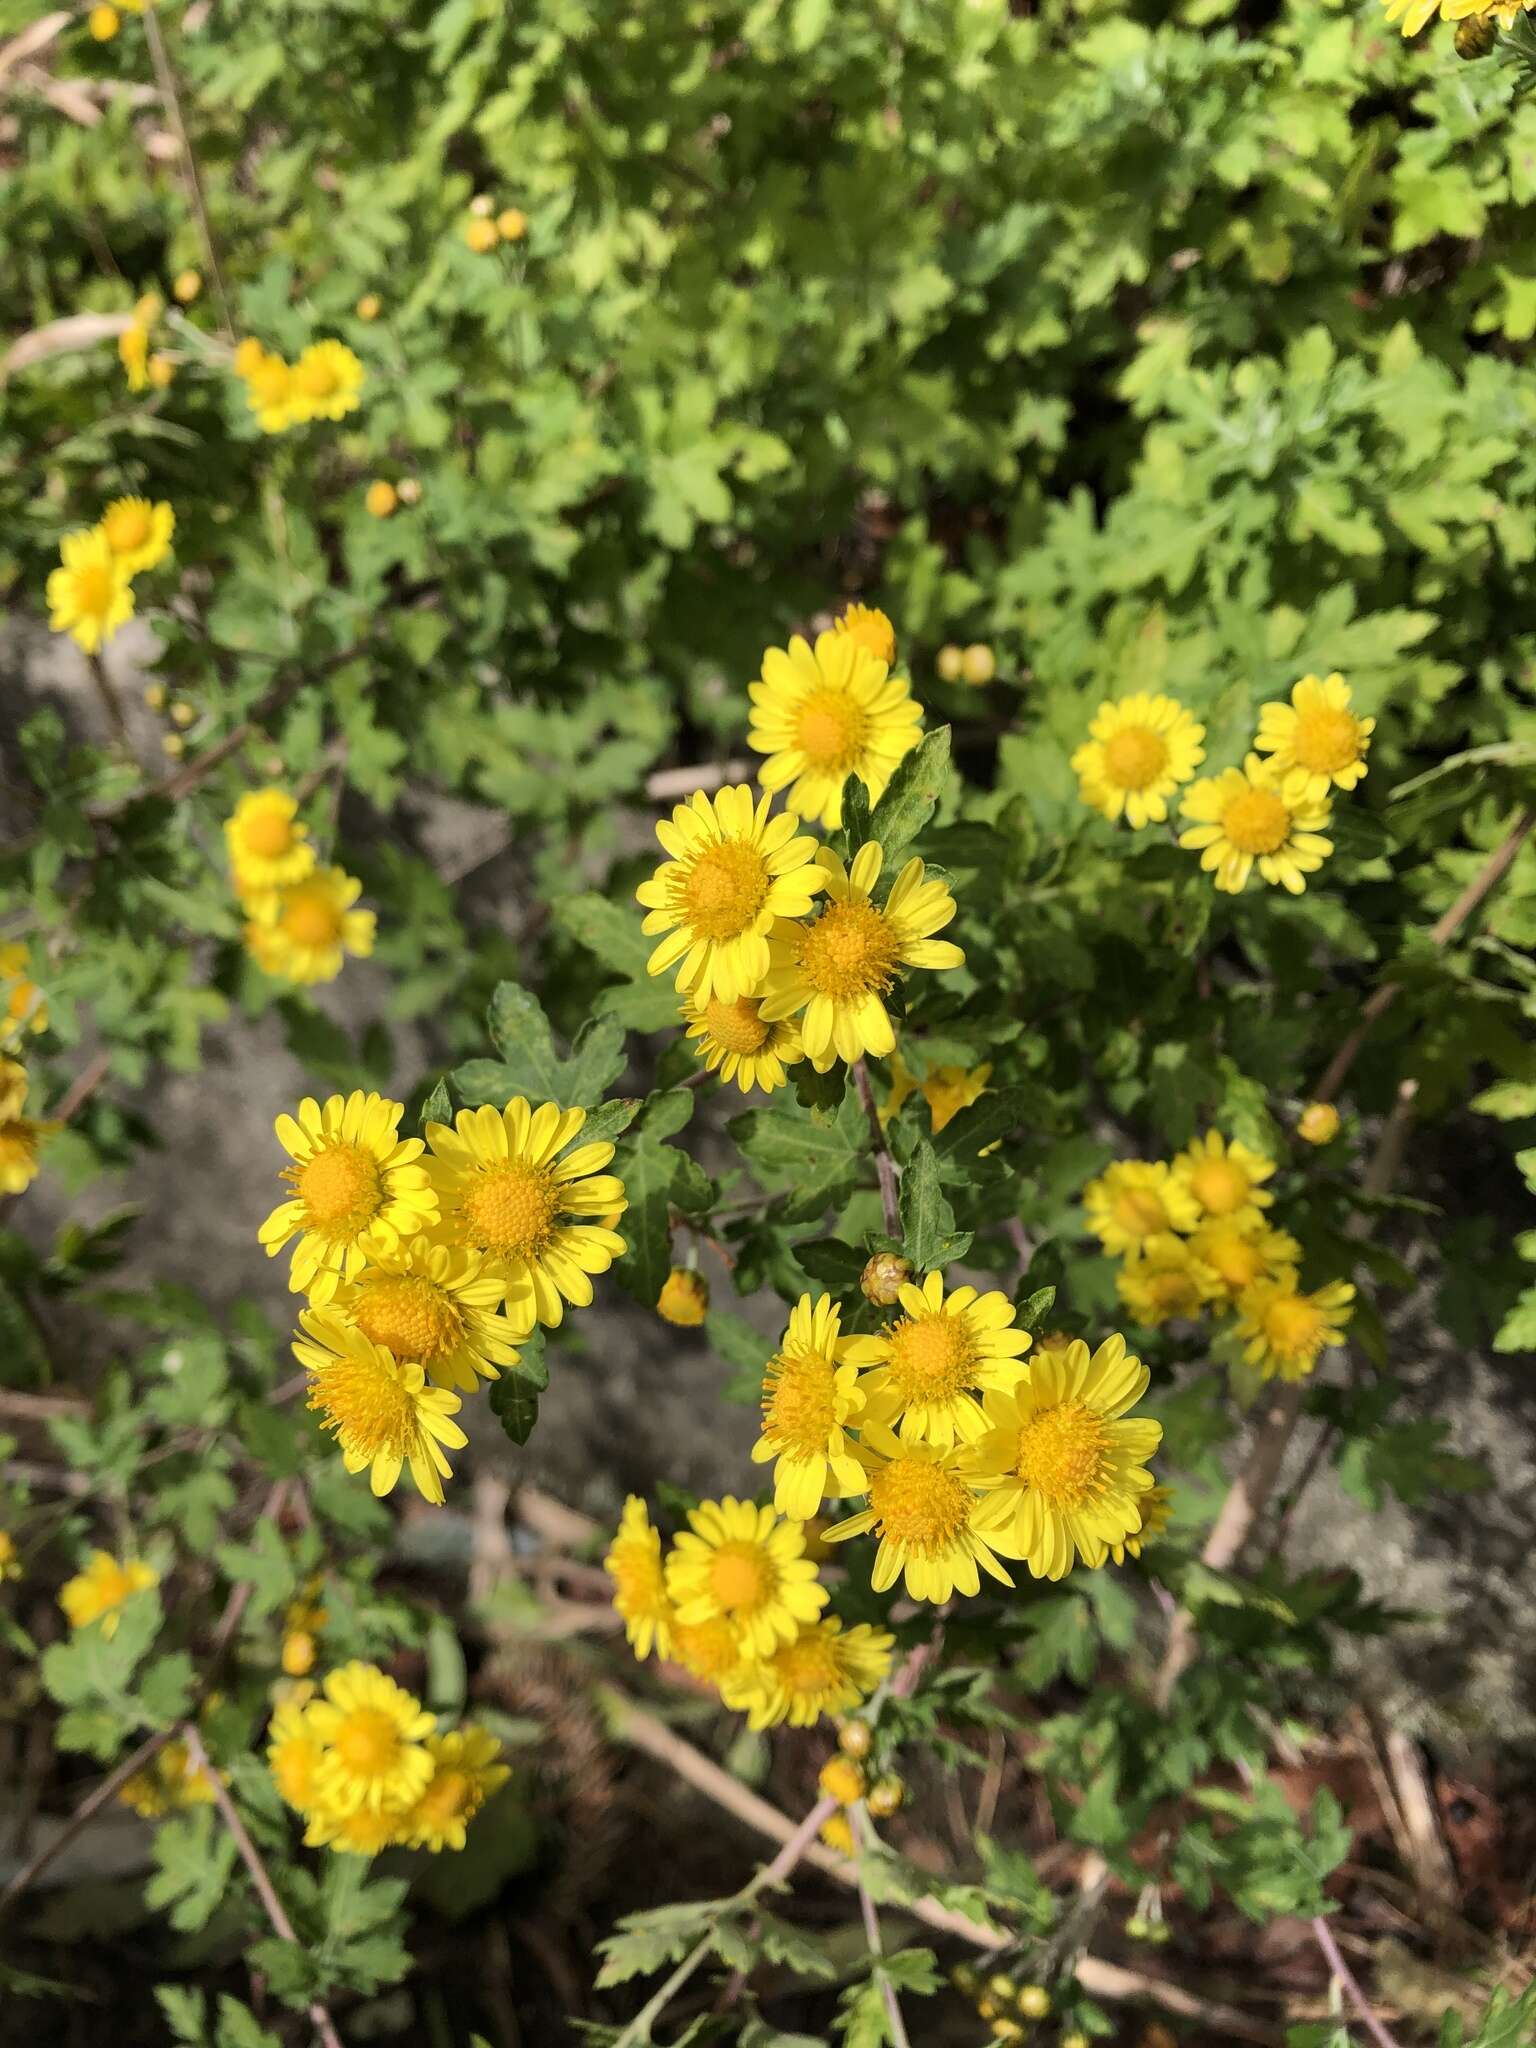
462,194,529,253
118,1739,217,1819
234,336,364,436
260,1088,627,1502
46,494,175,654
225,787,377,988
118,289,174,392
0,1048,56,1200
267,1660,508,1856
1084,1131,1355,1381
1074,673,1374,895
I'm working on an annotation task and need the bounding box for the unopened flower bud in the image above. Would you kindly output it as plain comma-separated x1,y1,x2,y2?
656,1267,708,1326
818,1756,866,1806
866,1773,905,1818
1296,1100,1340,1145
861,1251,911,1306
837,1718,873,1760
1455,11,1498,57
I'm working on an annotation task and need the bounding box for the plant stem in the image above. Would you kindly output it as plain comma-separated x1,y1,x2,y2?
852,1808,911,2048
1310,1914,1403,2048
854,1059,901,1236
140,0,234,338
85,652,127,743
0,1727,172,1916
182,1725,344,2048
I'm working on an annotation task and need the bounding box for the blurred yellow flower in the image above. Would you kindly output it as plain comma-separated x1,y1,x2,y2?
118,1740,216,1819
834,602,897,667
60,1551,158,1634
1235,1273,1355,1381
245,866,376,985
1297,1101,1342,1146
289,340,365,423
0,1115,55,1196
721,1614,893,1729
47,528,133,652
0,945,48,1042
1072,693,1205,829
605,1496,674,1660
88,4,120,39
365,479,398,518
100,496,175,577
401,1726,509,1851
1082,1159,1197,1259
1179,753,1333,895
224,788,315,895
306,1661,437,1815
118,320,149,388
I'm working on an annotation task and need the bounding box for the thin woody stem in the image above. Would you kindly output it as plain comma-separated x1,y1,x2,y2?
1310,1914,1403,2048
852,1807,912,2048
854,1058,901,1237
140,0,235,338
85,652,127,743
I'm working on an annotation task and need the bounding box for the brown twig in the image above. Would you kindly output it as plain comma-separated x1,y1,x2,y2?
1310,1914,1402,2048
50,1049,113,1125
644,759,753,803
854,1059,901,1237
0,1728,172,1915
182,1726,344,2048
139,0,234,338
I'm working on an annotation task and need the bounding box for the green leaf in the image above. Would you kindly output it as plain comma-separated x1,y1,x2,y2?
729,1091,864,1223
867,726,952,863
613,1136,677,1308
930,1085,1037,1165
420,1078,452,1129
485,982,566,1096
563,1014,628,1106
578,1097,642,1145
1016,1285,1056,1332
900,1141,961,1272
487,1327,548,1448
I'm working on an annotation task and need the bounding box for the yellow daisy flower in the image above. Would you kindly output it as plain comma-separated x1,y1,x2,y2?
820,1813,856,1856
1378,0,1527,34
296,1307,467,1504
0,1114,55,1196
306,1661,436,1816
1082,1160,1199,1260
748,628,923,830
245,867,376,985
971,1335,1162,1583
1178,753,1333,896
605,1496,674,1660
268,1696,326,1814
424,1099,627,1329
1105,1483,1173,1567
288,339,365,424
1254,673,1373,803
637,784,825,1005
233,336,266,378
99,496,175,578
922,1061,992,1133
1072,693,1206,829
304,1803,406,1856
844,1270,1032,1448
1187,1217,1302,1303
244,352,296,433
667,1612,752,1686
1115,1240,1221,1327
259,1090,438,1302
224,788,316,896
0,944,48,1041
118,1739,216,1819
757,843,964,1073
824,1420,1013,1602
118,321,149,389
47,527,134,653
681,991,805,1093
834,603,898,668
720,1615,894,1730
59,1551,158,1635
334,1239,523,1391
401,1726,510,1852
1296,1101,1341,1146
750,1292,867,1519
656,1267,709,1326
1171,1130,1276,1225
1235,1272,1355,1382
664,1497,827,1657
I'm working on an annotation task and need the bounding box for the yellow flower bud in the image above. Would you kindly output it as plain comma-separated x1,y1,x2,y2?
866,1774,904,1819
656,1267,708,1326
464,216,499,253
469,192,496,217
88,6,120,41
1062,2034,1091,2048
396,477,423,505
837,1718,873,1760
281,1629,316,1677
818,1813,855,1856
161,733,185,759
1455,11,1498,56
986,1975,1015,2003
173,270,201,304
496,207,529,242
148,353,175,389
860,1251,912,1307
1296,1100,1340,1146
170,701,196,729
935,643,964,683
365,479,399,519
355,293,382,321
134,291,164,328
818,1756,866,1807
1017,1985,1050,2019
961,642,997,686
143,682,167,711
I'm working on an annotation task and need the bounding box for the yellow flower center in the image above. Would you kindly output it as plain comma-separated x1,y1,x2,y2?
334,1708,405,1778
354,1274,462,1362
103,502,152,553
885,1312,975,1404
771,1628,843,1694
73,562,117,618
1263,1294,1323,1357
1102,725,1169,791
672,1615,744,1681
460,1160,559,1259
709,1542,769,1613
796,900,900,1002
1202,1233,1265,1291
295,1143,382,1233
243,808,294,858
1013,1401,1110,1510
295,355,339,399
764,1351,838,1456
308,1349,416,1462
795,687,869,772
416,1768,472,1830
1189,1158,1249,1215
681,840,770,941
1113,1187,1168,1237
251,360,290,404
281,888,343,947
703,995,770,1055
867,1456,973,1554
1292,705,1360,774
1221,785,1290,855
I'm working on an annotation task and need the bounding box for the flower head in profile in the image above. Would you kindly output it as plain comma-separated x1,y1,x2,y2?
268,1695,326,1814
296,1306,467,1504
333,1238,524,1390
1235,1272,1355,1381
749,628,923,829
288,339,365,424
656,1266,709,1326
424,1098,627,1329
845,1271,1032,1448
721,1616,894,1730
1072,693,1206,829
1254,673,1373,803
751,1292,867,1519
605,1496,674,1661
757,843,963,1073
1179,753,1333,895
47,528,133,653
60,1551,158,1635
824,1420,1013,1602
224,789,315,896
833,603,898,668
971,1334,1162,1582
118,320,150,390
1187,1218,1301,1304
681,991,804,1093
1171,1130,1275,1226
1082,1160,1198,1260
665,1497,827,1657
0,944,48,1043
245,867,375,985
0,1113,56,1196
1116,1240,1221,1328
401,1726,509,1852
638,785,824,1005
259,1090,437,1301
99,496,175,578
1105,1483,1174,1567
306,1661,436,1815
